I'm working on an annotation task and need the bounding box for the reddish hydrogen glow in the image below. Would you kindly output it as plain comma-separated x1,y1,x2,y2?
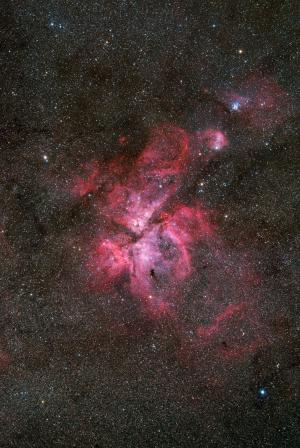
103,124,189,235
127,204,213,314
36,73,294,371
87,235,129,291
65,119,268,363
118,134,129,145
136,124,189,175
197,302,247,339
84,124,216,316
193,128,229,158
72,161,100,197
0,348,10,371
222,74,291,131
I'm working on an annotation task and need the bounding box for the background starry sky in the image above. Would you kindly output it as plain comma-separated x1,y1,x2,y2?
0,1,299,447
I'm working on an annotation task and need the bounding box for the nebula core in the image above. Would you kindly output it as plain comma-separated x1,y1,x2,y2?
86,124,214,317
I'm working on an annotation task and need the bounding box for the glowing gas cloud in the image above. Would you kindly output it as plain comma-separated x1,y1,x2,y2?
61,74,291,362
85,124,216,316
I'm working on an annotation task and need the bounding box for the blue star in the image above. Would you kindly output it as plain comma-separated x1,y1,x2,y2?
231,101,241,111
48,20,65,30
258,387,268,398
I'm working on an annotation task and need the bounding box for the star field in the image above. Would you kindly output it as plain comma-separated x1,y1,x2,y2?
0,1,299,447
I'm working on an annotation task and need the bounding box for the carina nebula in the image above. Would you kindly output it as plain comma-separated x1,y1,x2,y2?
47,72,292,367
86,124,214,316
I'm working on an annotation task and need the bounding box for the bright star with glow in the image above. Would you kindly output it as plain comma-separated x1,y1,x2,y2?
258,387,268,398
231,101,241,111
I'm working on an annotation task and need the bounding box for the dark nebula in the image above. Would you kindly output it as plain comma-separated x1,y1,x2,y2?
0,2,299,447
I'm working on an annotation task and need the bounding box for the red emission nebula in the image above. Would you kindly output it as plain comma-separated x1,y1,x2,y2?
85,124,217,315
71,124,261,363
60,74,291,364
